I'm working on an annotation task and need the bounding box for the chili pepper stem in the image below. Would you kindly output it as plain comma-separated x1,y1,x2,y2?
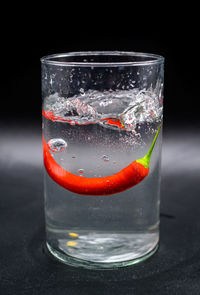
136,125,161,168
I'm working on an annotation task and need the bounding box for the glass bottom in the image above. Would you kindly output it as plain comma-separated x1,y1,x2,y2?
46,233,159,269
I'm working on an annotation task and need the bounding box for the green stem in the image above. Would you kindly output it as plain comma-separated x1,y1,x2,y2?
136,125,161,168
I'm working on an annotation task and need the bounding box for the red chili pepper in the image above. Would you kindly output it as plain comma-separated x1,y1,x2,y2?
42,110,125,129
100,118,125,129
42,110,80,125
43,126,160,196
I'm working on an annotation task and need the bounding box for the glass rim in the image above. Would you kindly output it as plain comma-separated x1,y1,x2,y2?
40,51,164,67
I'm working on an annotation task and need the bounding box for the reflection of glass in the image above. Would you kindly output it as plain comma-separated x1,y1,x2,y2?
41,52,164,269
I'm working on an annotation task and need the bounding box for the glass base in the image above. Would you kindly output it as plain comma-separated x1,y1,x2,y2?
46,241,158,269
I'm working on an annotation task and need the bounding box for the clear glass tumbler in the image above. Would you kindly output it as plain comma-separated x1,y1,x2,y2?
41,51,164,269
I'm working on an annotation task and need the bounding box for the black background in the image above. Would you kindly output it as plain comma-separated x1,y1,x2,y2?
1,7,200,295
1,7,200,129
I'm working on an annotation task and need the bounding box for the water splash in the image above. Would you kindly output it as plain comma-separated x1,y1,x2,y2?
43,88,163,132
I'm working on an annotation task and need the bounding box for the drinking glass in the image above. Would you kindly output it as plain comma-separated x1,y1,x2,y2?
41,51,164,269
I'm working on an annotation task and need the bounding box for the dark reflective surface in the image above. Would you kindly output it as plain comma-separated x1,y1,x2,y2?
0,121,200,294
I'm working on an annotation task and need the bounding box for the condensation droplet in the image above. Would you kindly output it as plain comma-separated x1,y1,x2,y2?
72,155,76,159
113,161,117,164
78,169,85,174
47,138,67,153
101,155,109,162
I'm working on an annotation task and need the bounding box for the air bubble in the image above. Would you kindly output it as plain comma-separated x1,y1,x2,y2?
78,169,85,174
101,155,109,162
80,88,85,95
47,138,67,153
